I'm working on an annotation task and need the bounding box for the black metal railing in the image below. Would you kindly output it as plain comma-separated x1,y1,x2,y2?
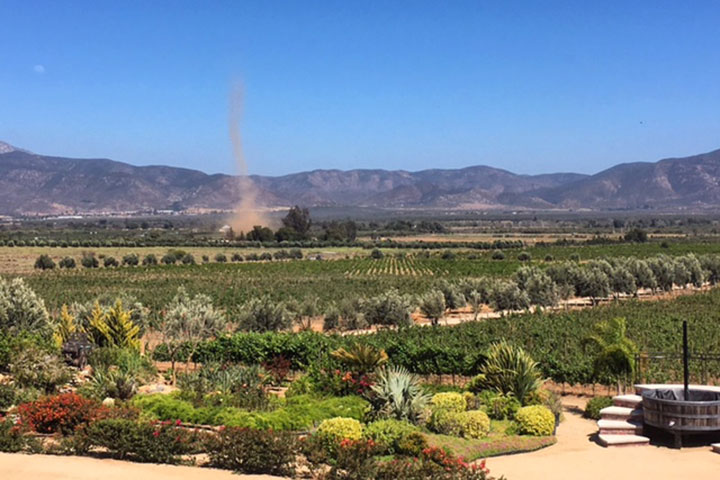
635,352,720,385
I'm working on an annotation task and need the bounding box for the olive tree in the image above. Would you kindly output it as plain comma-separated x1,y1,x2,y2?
0,277,51,334
361,289,414,327
419,289,446,326
159,287,227,383
489,280,530,312
238,296,291,332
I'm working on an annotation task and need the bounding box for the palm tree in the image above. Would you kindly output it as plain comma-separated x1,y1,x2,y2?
331,343,388,376
583,317,637,394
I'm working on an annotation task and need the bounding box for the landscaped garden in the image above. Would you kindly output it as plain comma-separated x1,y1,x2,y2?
3,243,720,478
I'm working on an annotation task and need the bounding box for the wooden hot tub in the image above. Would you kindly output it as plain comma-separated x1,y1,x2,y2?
642,388,720,446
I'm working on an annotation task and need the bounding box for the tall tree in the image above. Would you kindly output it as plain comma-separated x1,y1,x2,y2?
282,205,312,238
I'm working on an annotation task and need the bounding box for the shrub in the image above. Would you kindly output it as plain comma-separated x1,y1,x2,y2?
362,289,414,327
431,392,467,414
81,254,99,268
584,396,613,420
364,419,418,454
231,253,244,262
430,409,463,435
370,249,384,259
215,253,228,263
85,300,141,350
317,417,364,444
59,256,76,269
0,418,27,452
457,410,491,439
161,254,177,265
518,252,532,262
370,366,430,424
34,254,56,270
477,391,521,420
0,278,51,334
142,254,158,266
10,346,71,394
419,290,446,326
0,384,15,409
238,296,291,332
81,419,205,463
18,393,103,434
469,341,543,405
181,253,196,265
103,256,119,267
516,405,555,436
207,427,298,476
395,430,429,456
491,250,505,260
122,254,139,266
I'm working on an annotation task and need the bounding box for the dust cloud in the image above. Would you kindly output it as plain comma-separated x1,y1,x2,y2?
228,85,269,234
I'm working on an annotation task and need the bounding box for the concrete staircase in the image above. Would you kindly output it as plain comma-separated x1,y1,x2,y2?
597,394,650,447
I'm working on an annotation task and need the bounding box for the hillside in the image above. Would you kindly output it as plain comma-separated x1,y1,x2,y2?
1,140,720,214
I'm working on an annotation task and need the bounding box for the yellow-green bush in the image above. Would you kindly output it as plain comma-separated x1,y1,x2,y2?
516,405,555,436
430,392,466,414
429,410,464,436
364,419,418,454
316,417,364,443
458,410,490,439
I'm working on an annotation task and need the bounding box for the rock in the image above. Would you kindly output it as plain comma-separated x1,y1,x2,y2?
102,397,116,407
138,383,177,395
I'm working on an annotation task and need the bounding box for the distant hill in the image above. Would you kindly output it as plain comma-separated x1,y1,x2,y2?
1,140,720,214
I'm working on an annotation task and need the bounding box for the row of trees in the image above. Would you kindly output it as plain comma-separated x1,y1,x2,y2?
34,248,305,270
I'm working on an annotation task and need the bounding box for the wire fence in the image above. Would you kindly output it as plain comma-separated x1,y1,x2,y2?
635,352,720,385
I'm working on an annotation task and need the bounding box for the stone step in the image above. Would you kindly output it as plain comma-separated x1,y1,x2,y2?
598,434,650,447
712,443,720,454
613,394,643,409
600,406,643,421
598,419,643,435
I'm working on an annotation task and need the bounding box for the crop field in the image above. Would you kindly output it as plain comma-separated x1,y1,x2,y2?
5,238,720,315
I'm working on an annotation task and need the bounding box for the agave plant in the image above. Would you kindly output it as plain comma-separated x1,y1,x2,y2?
331,343,388,376
369,365,430,424
470,341,543,405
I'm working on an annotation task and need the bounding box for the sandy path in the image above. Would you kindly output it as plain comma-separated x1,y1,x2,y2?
488,397,720,480
0,453,283,480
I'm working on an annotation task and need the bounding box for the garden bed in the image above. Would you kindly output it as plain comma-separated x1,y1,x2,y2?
426,420,556,461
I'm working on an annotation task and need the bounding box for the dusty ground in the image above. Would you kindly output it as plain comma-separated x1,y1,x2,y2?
488,396,720,480
0,453,282,480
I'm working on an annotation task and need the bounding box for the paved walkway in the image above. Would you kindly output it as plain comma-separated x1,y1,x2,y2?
0,453,282,480
488,397,720,480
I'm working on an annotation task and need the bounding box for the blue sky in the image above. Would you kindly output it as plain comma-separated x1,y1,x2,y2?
1,1,719,176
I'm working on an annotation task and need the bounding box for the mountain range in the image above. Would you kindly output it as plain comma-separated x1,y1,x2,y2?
2,140,720,215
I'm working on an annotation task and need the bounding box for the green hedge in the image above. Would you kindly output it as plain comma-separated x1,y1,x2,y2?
133,393,369,431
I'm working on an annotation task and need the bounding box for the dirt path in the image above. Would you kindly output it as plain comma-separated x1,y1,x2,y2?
0,452,283,480
488,397,720,480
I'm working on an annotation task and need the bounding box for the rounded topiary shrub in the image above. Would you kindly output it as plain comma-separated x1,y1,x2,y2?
515,405,555,436
457,410,490,439
584,396,613,420
364,419,418,454
429,410,463,436
430,392,466,414
316,417,363,443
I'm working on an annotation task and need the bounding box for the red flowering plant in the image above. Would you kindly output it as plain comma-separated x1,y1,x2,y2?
17,393,108,435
